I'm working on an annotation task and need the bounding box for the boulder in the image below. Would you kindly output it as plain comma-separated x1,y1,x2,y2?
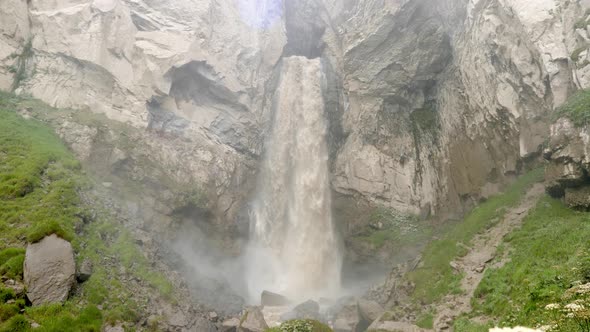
238,307,268,332
261,290,289,306
24,234,75,306
333,304,362,332
77,259,93,283
357,299,384,323
280,299,321,321
221,317,240,332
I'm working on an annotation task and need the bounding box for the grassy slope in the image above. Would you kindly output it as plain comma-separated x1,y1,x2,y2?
456,196,590,331
556,89,590,127
0,92,173,331
406,168,545,304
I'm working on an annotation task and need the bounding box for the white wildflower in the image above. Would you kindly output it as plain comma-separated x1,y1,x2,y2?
564,303,585,312
544,303,560,310
489,327,543,332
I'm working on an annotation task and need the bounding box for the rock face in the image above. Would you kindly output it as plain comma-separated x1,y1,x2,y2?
239,307,269,332
544,118,590,208
24,234,76,306
2,0,588,226
3,0,590,288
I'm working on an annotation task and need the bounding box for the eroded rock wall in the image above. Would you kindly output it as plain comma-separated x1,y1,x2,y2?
2,0,590,234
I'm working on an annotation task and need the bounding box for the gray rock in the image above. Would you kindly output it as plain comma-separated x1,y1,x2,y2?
238,307,268,332
333,304,362,332
281,300,321,321
220,317,240,332
77,259,92,283
357,299,384,323
261,290,289,306
24,235,75,306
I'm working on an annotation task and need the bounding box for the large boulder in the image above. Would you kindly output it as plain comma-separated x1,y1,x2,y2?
238,307,269,332
24,234,76,306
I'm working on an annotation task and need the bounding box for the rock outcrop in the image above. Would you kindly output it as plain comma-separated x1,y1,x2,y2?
544,117,590,208
24,234,76,306
3,0,589,230
238,307,269,332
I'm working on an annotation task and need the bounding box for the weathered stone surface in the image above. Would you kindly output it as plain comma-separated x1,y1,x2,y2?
366,318,428,332
333,304,362,332
24,234,75,306
238,307,268,332
357,299,384,323
280,300,321,321
544,117,590,207
77,258,92,283
220,317,240,332
260,290,289,307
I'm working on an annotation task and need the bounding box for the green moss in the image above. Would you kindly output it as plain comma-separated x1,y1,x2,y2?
10,39,33,91
407,168,544,304
26,304,102,332
557,89,590,127
0,288,15,303
467,196,590,330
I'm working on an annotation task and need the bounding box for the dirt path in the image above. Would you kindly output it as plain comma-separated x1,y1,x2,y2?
432,183,546,331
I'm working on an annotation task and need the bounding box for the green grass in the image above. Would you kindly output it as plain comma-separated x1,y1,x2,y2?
0,91,176,330
406,168,544,304
416,312,434,329
464,196,590,330
556,89,590,127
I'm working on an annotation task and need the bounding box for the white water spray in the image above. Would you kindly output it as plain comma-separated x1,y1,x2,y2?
247,56,342,303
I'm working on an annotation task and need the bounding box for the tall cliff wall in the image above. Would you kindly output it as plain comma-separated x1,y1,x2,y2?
2,0,590,234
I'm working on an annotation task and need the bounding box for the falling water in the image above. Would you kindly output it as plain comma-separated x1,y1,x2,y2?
247,56,342,302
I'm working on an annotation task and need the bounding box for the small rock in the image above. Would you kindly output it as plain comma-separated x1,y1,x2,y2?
261,290,289,306
449,261,460,271
208,311,219,322
4,279,25,296
77,259,93,283
102,324,125,332
239,307,268,332
475,266,485,273
102,182,112,188
24,235,76,306
31,322,40,329
221,317,240,332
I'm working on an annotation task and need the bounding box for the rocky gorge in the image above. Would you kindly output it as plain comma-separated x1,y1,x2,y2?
2,0,590,331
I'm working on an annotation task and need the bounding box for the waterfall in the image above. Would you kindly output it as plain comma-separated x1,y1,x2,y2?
247,56,342,302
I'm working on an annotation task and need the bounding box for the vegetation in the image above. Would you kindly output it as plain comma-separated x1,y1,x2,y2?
406,168,544,304
416,312,434,329
265,320,333,332
556,89,590,127
0,91,174,330
354,207,430,250
453,196,590,331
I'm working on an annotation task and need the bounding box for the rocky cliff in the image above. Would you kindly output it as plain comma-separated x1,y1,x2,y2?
2,0,590,246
